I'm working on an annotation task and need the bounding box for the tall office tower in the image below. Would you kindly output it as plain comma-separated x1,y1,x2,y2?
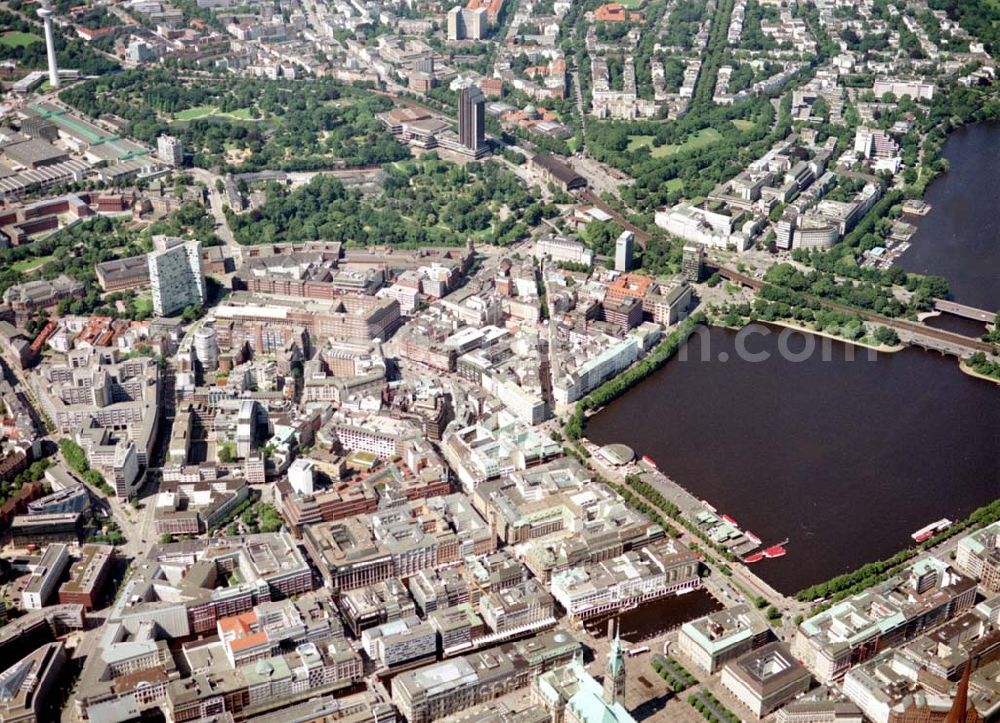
464,7,486,39
459,84,486,155
447,6,464,40
37,1,59,89
157,135,184,166
614,230,634,272
682,243,705,282
193,325,220,371
236,400,268,459
775,213,796,250
148,236,205,316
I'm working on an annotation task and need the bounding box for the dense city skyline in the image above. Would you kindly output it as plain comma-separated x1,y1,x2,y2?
0,0,996,719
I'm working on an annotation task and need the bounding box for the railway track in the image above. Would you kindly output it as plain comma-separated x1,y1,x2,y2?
712,265,995,355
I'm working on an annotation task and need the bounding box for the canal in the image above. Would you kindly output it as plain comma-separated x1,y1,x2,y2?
585,326,1000,596
897,122,1000,311
585,589,721,643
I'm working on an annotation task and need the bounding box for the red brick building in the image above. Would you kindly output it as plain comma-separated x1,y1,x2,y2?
58,544,114,610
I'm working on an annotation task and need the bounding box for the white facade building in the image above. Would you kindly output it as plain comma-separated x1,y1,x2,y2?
552,336,639,407
148,237,205,316
22,544,70,610
614,230,634,272
156,135,184,165
655,204,753,251
288,458,315,496
549,541,699,620
533,235,593,267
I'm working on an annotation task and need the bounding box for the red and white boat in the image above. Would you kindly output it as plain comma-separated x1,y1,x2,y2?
911,518,952,543
721,514,739,526
743,538,789,563
762,544,786,559
641,455,657,469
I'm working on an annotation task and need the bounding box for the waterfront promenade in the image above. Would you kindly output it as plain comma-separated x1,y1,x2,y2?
581,439,809,622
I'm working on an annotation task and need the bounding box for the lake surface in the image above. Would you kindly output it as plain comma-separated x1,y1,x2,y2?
897,123,1000,311
585,326,1000,595
923,313,988,337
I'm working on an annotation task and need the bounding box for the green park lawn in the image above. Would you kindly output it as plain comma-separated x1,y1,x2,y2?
173,106,258,121
627,135,656,152
10,255,54,273
173,105,217,121
224,107,257,120
732,119,755,130
617,0,645,7
133,296,153,316
659,128,722,155
627,128,723,158
0,31,42,48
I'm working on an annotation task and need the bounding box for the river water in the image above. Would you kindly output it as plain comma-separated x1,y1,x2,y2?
585,326,1000,595
897,123,1000,311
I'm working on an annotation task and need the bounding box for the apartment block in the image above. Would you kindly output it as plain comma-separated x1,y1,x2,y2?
148,236,205,317
792,558,977,684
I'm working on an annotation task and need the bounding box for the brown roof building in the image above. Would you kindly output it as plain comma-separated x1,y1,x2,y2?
58,544,114,610
95,255,150,292
529,154,587,192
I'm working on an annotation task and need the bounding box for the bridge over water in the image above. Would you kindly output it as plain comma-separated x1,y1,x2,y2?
933,299,996,324
712,266,996,359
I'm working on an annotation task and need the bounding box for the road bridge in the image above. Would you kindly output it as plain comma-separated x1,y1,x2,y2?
712,265,996,359
933,299,996,324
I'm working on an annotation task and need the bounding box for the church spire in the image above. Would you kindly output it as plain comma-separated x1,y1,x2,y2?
604,617,626,706
945,630,1000,722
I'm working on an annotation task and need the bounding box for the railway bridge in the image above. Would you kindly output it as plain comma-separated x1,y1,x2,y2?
711,265,996,359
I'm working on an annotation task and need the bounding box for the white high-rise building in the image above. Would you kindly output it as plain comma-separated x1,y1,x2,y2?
193,325,219,370
22,544,70,610
157,135,184,166
447,6,463,40
236,400,267,459
148,236,205,316
447,5,486,40
112,441,140,499
614,230,634,272
288,458,315,496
